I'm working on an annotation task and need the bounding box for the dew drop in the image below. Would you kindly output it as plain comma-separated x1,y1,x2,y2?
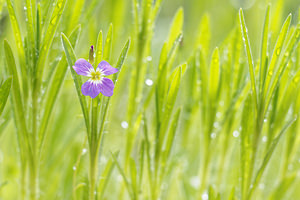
145,79,153,86
219,101,224,106
259,183,265,190
121,121,128,129
73,166,76,171
210,133,216,139
82,148,87,155
263,118,267,123
146,56,152,61
24,6,27,10
233,130,240,137
262,136,267,142
189,176,200,188
202,193,208,200
213,122,219,128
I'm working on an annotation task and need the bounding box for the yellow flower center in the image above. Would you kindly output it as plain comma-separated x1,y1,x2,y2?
90,70,102,81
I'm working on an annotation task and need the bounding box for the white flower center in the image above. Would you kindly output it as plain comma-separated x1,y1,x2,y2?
89,69,103,83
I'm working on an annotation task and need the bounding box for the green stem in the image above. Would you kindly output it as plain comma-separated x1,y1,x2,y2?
30,83,39,200
20,159,26,200
246,111,264,200
89,98,99,200
28,151,38,200
89,152,98,200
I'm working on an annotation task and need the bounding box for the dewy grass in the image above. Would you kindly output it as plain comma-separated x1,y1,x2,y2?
0,0,300,200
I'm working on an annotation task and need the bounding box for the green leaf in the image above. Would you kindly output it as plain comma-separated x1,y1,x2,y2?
263,14,292,100
129,157,138,198
61,33,90,134
166,7,183,52
156,34,183,124
111,152,134,199
112,39,131,84
158,65,183,155
4,40,30,152
239,8,258,111
0,77,12,116
25,0,36,66
95,30,103,66
196,13,211,53
97,38,131,145
264,23,300,114
247,117,297,199
240,93,255,199
103,24,113,62
38,25,81,152
35,0,67,88
269,174,297,200
152,0,163,21
259,5,270,96
209,47,220,101
97,157,116,199
6,0,28,103
67,0,85,33
160,108,181,179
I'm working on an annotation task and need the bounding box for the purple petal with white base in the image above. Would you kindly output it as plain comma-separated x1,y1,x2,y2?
73,58,93,76
97,61,118,76
99,78,115,96
81,80,101,98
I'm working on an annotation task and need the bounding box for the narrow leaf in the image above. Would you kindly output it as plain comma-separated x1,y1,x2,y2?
0,77,12,116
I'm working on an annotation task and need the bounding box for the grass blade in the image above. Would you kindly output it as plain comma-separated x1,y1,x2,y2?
103,24,113,62
196,13,211,53
111,151,134,199
4,40,31,157
209,47,220,101
263,14,292,100
239,8,258,111
166,7,183,52
264,23,300,114
35,0,67,86
61,33,90,134
6,0,28,103
38,25,81,153
161,108,181,174
247,117,297,199
0,77,12,116
97,158,116,199
259,5,270,96
95,30,103,66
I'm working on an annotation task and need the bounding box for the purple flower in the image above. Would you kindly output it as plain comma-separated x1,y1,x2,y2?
73,59,118,98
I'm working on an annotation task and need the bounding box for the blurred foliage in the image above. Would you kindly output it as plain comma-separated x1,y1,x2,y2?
0,0,300,199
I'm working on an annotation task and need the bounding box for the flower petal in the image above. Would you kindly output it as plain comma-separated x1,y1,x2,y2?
81,80,101,98
73,58,93,76
99,78,115,97
97,61,118,76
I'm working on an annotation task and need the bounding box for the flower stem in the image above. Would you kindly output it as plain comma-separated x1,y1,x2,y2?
89,153,98,200
89,98,99,200
29,158,38,200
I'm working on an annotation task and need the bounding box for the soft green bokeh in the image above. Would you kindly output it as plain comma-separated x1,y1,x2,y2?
0,0,299,199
